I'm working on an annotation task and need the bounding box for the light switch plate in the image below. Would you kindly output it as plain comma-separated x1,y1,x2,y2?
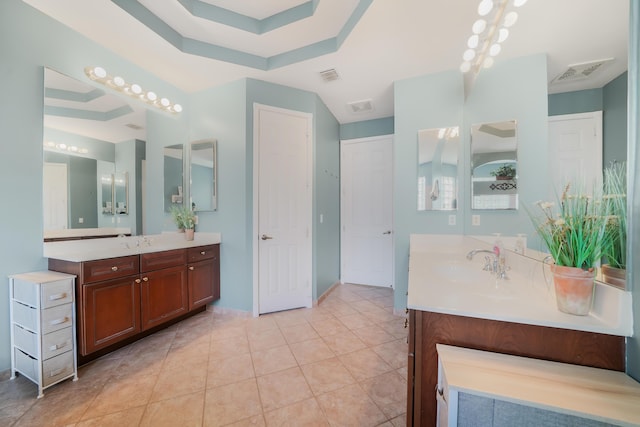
448,215,456,226
472,215,480,226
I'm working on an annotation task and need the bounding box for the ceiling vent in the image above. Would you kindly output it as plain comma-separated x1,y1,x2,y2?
319,68,340,82
125,123,144,130
347,99,374,114
551,58,614,85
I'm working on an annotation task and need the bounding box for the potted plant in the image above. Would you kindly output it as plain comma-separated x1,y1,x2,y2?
528,183,611,315
170,205,196,240
602,161,626,288
490,164,516,180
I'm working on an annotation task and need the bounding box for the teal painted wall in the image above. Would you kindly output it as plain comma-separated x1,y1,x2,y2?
0,0,188,371
340,117,394,140
393,70,465,310
603,72,628,164
548,88,603,116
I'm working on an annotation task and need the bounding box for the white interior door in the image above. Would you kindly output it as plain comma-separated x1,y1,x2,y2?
548,112,603,197
43,162,68,231
254,104,312,315
341,136,393,287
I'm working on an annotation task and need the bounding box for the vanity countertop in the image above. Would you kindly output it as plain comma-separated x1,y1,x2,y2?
44,232,221,262
407,234,633,337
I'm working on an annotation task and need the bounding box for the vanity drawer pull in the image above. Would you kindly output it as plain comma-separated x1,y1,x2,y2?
200,251,206,255
189,266,195,271
142,277,149,282
48,293,67,301
49,317,69,326
49,367,66,378
111,266,118,272
135,278,141,284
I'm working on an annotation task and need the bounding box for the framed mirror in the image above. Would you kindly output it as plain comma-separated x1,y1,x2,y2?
417,127,459,211
470,120,518,210
43,68,146,238
190,139,217,212
164,144,184,212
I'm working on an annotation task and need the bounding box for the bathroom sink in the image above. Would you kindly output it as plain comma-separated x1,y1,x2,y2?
431,262,486,284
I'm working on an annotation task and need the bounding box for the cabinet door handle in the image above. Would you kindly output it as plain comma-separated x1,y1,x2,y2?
200,251,206,255
111,266,118,272
48,293,67,301
49,316,69,326
383,230,392,235
189,266,195,271
49,342,67,351
142,277,149,282
261,234,273,240
135,278,141,284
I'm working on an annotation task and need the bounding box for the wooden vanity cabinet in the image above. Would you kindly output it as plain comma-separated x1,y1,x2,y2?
187,245,220,309
140,249,188,331
407,309,625,426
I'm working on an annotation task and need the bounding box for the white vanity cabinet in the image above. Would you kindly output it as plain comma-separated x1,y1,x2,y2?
9,271,78,398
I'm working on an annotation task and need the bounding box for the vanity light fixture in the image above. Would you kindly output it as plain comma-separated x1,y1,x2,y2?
459,0,528,76
84,66,183,115
44,141,89,155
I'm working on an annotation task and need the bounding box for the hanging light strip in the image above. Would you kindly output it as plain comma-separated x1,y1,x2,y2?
43,140,89,154
460,0,528,75
84,66,183,114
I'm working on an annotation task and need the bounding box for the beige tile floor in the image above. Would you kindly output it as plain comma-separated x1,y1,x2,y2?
1,284,408,427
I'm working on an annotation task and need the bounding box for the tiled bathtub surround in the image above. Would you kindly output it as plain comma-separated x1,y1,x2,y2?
1,284,407,426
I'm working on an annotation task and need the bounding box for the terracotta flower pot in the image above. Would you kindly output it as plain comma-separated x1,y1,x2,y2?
550,264,596,316
184,228,194,241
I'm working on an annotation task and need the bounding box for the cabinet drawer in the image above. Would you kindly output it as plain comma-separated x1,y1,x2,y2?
14,348,75,388
187,245,219,263
82,256,139,283
13,302,72,335
13,325,73,360
141,249,186,272
12,277,73,309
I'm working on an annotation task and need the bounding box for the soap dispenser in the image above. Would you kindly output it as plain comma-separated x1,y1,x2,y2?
492,233,506,273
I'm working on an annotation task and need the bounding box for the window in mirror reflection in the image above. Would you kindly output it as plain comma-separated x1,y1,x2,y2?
164,144,184,213
471,120,518,210
417,127,459,211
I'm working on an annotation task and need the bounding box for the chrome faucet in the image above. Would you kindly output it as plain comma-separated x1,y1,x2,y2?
466,249,509,279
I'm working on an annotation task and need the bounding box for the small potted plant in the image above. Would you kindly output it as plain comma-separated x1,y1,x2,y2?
602,161,626,288
170,205,196,240
527,182,611,315
490,164,516,180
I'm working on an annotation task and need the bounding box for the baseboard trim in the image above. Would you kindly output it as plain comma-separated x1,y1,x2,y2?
315,281,341,306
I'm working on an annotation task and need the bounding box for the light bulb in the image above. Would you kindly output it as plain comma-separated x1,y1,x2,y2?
504,11,518,27
160,98,170,107
113,76,125,87
489,43,501,56
472,19,487,34
69,146,78,152
130,84,142,95
460,62,472,73
58,143,67,150
467,34,479,49
93,67,107,79
173,104,183,113
498,28,509,43
438,128,446,139
146,91,157,101
463,49,476,61
483,57,494,68
514,0,528,6
477,0,493,16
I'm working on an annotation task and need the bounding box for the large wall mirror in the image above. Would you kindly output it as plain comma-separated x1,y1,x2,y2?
417,127,459,211
43,68,146,239
470,120,518,210
190,139,217,212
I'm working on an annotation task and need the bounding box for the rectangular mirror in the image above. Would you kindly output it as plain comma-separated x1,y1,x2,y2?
190,139,217,212
114,171,128,214
43,68,145,237
417,127,459,211
471,120,518,210
164,144,184,212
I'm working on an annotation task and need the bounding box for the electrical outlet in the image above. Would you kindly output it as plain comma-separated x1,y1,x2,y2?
472,215,480,226
320,214,324,224
448,215,456,226
78,217,84,224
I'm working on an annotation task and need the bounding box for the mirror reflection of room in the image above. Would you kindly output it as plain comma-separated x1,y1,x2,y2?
417,127,459,211
190,140,217,212
471,120,518,210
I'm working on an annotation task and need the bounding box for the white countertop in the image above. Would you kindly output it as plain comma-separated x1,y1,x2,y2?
437,344,640,426
407,234,633,336
44,227,132,239
44,232,221,262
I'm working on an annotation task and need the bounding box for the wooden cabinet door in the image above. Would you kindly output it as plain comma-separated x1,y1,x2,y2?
140,266,188,331
188,259,220,310
82,277,140,355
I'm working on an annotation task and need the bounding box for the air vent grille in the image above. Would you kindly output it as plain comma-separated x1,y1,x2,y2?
125,123,144,130
347,99,374,113
551,58,614,85
319,68,340,82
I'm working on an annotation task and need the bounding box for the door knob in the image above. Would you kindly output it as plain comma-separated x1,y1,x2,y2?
383,230,392,235
261,234,273,240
